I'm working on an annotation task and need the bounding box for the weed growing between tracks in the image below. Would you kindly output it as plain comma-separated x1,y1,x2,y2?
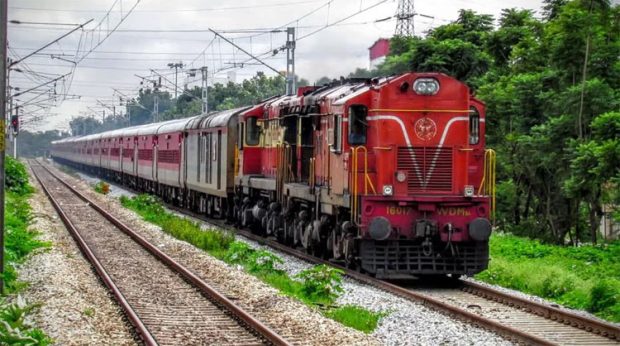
2,157,52,344
476,233,620,322
92,181,110,195
120,194,385,333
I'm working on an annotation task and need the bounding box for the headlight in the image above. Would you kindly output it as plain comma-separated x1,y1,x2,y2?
382,185,393,196
413,78,440,95
464,185,474,197
396,171,407,182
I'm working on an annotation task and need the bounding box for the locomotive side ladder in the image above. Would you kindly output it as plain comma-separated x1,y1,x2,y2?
478,149,496,222
350,145,377,224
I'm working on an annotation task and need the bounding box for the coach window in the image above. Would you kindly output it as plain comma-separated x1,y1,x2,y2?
348,105,368,145
246,117,260,146
469,106,480,145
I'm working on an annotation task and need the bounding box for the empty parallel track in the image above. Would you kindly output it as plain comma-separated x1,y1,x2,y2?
30,161,289,346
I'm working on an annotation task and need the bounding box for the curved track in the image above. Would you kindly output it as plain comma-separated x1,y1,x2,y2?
30,161,290,346
44,160,620,346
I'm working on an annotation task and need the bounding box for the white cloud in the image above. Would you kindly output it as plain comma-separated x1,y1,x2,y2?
8,0,544,131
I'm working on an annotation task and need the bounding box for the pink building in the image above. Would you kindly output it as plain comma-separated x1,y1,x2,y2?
369,38,390,69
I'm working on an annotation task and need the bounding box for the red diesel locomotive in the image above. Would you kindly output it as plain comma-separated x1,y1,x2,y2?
52,72,496,278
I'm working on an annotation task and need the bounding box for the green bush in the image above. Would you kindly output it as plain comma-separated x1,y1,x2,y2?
247,250,283,274
0,296,52,345
5,157,33,196
590,279,620,315
476,233,620,322
92,181,110,195
295,265,344,304
224,241,254,264
1,159,52,343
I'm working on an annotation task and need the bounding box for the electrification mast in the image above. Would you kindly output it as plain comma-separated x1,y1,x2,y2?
395,0,415,37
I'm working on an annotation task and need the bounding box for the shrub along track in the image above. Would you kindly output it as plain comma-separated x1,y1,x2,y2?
30,161,290,346
44,160,620,345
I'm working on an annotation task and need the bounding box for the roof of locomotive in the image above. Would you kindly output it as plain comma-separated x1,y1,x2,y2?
187,106,249,129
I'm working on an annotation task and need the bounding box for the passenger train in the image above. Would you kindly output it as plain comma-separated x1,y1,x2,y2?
52,72,496,278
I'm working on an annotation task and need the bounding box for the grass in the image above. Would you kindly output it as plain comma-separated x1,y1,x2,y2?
476,233,620,322
1,157,53,345
324,306,386,333
120,194,386,333
83,307,95,317
92,181,110,195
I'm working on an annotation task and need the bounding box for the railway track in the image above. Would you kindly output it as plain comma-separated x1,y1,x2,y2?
153,195,620,345
224,226,620,346
30,161,290,346
43,160,620,346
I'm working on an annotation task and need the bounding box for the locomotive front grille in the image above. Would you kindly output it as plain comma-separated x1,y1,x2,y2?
397,146,453,192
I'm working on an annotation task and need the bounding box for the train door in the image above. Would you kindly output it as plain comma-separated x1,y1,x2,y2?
133,136,138,175
281,115,298,182
197,134,202,183
217,130,222,190
328,113,346,195
237,122,244,175
297,115,314,182
153,136,158,181
206,132,212,185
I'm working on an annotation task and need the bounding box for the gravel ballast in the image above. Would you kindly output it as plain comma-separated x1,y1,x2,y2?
44,162,379,346
18,174,136,345
47,162,521,346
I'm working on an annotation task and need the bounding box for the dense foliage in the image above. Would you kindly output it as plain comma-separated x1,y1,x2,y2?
67,72,300,136
11,130,69,158
315,0,619,244
477,234,620,321
2,159,52,344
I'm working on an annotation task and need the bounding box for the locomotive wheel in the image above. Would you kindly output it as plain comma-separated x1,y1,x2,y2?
285,218,295,245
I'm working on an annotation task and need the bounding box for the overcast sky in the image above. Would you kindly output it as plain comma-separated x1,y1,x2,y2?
7,0,545,132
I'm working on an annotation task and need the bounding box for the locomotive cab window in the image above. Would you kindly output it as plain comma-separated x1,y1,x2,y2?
246,117,260,146
469,106,480,145
329,114,343,153
348,105,368,145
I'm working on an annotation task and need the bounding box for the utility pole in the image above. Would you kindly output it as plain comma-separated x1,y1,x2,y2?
12,106,17,159
201,66,208,113
395,0,415,37
167,61,184,99
286,27,296,96
0,0,7,293
154,95,159,123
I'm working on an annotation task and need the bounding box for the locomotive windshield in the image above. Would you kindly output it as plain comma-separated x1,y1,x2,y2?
246,117,260,146
348,105,368,145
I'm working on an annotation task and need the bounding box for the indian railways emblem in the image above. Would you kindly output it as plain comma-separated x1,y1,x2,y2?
414,117,437,141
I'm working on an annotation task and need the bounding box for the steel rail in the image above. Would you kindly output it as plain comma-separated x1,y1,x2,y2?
162,205,620,346
461,281,620,340
33,161,290,346
45,160,620,345
30,163,158,346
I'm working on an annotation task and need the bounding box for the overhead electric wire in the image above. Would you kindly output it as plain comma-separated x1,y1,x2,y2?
9,1,324,14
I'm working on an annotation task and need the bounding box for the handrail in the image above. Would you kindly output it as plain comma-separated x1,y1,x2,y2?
233,144,240,177
309,157,315,189
478,149,496,222
350,146,377,224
